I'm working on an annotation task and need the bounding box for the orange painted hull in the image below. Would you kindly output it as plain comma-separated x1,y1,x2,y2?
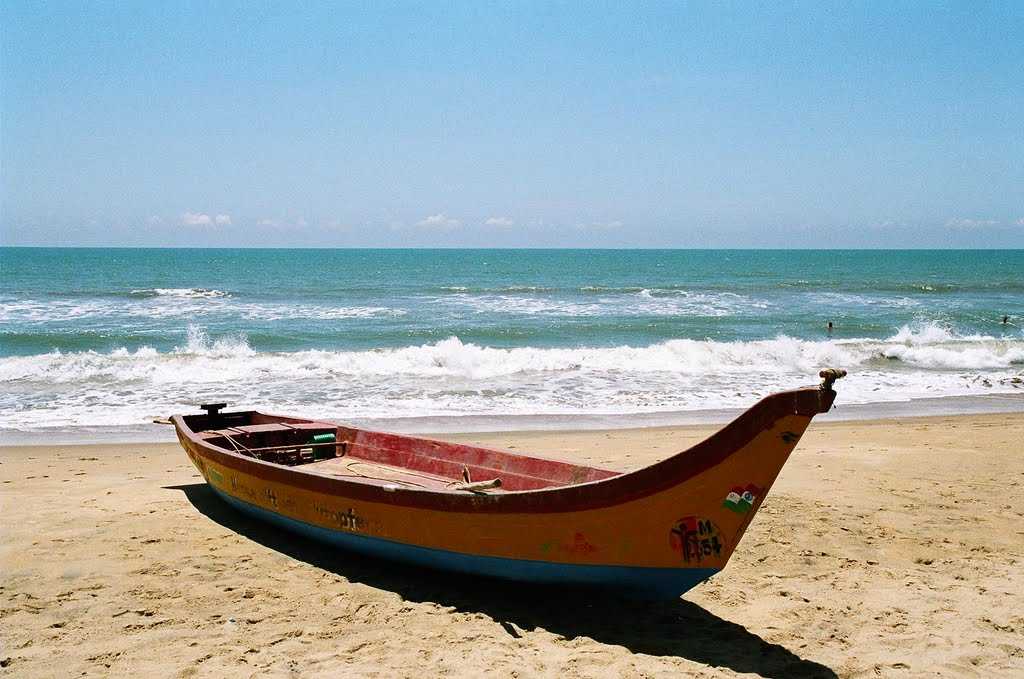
174,383,837,597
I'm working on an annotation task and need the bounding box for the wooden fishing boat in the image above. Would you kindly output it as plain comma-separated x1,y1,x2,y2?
172,369,845,598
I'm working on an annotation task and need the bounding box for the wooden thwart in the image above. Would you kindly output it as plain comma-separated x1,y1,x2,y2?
223,440,343,455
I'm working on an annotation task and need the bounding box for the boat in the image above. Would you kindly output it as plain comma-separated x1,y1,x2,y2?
171,369,846,598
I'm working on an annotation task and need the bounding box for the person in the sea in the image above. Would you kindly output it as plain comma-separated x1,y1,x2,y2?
1004,315,1010,325
827,321,834,334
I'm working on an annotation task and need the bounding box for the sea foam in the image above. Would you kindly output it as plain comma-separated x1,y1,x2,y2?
129,287,230,299
1,323,1021,431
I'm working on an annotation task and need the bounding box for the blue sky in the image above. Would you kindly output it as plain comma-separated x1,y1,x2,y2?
2,1,1022,247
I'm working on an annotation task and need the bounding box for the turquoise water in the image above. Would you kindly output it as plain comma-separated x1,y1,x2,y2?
2,248,1022,434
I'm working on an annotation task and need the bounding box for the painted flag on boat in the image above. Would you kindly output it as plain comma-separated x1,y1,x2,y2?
722,484,761,514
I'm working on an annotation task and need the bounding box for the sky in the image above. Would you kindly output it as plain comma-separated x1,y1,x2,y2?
1,1,1022,248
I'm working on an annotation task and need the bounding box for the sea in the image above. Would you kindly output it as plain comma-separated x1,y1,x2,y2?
2,248,1022,442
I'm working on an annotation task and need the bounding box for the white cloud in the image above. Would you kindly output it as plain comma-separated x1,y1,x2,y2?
869,219,907,230
580,220,624,230
416,213,461,228
182,212,214,226
1016,217,1024,227
485,216,514,227
147,215,163,225
257,216,308,228
181,211,231,226
945,218,999,229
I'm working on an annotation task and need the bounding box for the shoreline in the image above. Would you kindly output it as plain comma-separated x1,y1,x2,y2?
2,412,1022,676
3,391,1022,446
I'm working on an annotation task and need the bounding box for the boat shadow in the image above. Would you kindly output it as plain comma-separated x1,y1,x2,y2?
168,483,837,678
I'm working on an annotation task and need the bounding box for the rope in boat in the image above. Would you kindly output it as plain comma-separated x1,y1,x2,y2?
215,434,429,489
340,460,430,489
212,431,501,493
347,456,501,493
221,432,258,458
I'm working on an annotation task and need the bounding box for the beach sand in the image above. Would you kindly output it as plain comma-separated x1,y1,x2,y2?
2,413,1022,677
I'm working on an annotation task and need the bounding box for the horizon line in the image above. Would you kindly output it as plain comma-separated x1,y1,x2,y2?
3,245,1023,252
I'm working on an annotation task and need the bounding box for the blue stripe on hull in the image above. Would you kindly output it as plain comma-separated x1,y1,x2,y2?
211,486,717,598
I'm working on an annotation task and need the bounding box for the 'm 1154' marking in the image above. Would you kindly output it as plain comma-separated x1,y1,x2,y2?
670,516,724,563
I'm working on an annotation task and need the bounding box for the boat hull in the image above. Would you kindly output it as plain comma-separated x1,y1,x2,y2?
213,486,718,597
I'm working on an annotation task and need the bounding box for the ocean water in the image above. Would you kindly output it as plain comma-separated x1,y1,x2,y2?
1,248,1022,440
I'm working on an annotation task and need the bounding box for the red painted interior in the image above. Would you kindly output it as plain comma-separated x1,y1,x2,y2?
176,386,835,513
183,411,620,491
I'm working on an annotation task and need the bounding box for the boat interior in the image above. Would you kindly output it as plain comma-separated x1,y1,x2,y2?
183,408,621,493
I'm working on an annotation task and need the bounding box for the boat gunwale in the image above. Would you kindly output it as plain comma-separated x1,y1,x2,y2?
174,384,835,514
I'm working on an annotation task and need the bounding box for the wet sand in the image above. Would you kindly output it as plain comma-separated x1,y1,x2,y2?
2,413,1022,677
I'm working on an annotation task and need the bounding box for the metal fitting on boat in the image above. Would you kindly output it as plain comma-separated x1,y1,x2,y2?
819,368,847,391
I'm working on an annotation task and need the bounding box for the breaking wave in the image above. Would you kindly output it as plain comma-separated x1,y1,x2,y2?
128,287,230,299
0,297,405,323
1,323,1021,430
438,289,768,317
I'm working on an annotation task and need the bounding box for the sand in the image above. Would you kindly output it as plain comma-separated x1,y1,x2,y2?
2,413,1023,678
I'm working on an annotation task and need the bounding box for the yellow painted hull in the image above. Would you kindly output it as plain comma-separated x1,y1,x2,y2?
176,385,835,597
